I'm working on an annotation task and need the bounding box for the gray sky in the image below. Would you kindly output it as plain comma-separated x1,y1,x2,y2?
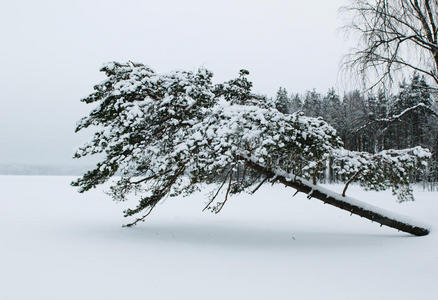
0,0,350,166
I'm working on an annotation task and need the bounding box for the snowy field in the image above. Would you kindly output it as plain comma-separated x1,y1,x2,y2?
1,176,437,300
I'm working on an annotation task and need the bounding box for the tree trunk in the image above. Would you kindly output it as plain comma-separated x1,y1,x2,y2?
241,157,430,236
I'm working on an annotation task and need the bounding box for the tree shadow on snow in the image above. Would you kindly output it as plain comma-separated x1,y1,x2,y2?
84,221,412,250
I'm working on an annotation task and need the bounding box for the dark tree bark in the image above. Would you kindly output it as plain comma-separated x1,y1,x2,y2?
240,156,430,236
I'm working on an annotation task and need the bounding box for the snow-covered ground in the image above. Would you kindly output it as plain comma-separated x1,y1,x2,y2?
1,176,437,300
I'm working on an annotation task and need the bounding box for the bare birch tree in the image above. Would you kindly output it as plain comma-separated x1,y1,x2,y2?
343,0,438,88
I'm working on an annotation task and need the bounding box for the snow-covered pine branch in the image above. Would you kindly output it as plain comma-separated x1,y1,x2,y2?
72,62,431,235
332,147,431,201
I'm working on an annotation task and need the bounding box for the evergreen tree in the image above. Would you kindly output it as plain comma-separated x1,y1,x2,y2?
392,73,433,148
322,89,343,131
362,90,389,152
290,93,302,113
274,87,290,114
341,90,368,151
302,90,322,117
73,62,431,235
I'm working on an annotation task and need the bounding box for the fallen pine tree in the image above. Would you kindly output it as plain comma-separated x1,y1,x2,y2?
72,62,431,236
240,156,430,236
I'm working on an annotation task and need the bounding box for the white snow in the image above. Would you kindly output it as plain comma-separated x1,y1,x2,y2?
1,176,437,300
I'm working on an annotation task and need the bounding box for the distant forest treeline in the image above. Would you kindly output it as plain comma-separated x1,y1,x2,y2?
273,73,438,184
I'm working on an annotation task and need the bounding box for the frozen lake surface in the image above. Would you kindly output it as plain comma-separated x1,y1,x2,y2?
1,176,437,299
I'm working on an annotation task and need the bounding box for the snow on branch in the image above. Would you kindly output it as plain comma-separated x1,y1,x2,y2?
332,147,431,202
72,62,431,235
355,102,438,134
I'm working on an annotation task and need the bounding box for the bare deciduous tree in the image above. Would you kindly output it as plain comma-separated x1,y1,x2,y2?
343,0,438,88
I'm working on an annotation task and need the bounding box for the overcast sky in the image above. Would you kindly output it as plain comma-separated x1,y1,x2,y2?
0,0,350,166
